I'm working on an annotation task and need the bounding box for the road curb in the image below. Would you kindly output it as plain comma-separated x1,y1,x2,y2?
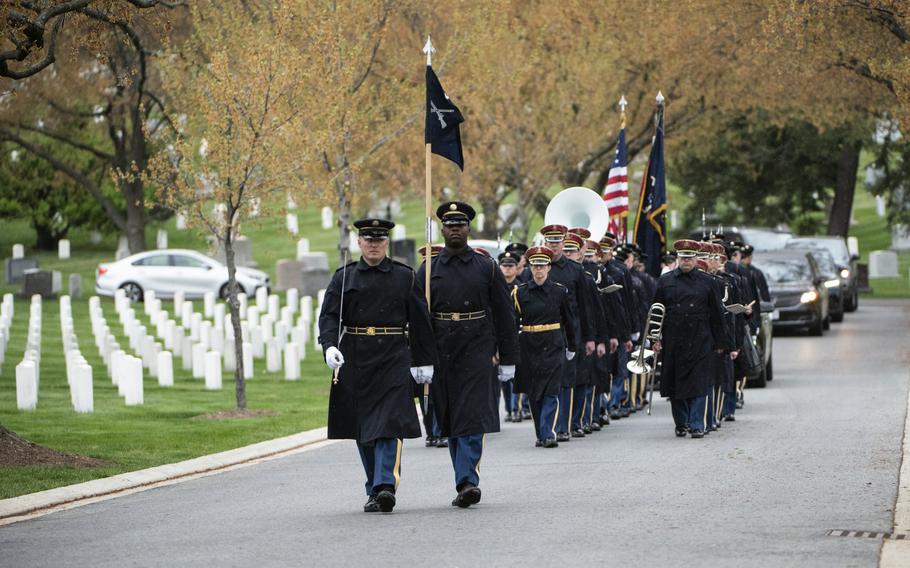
0,427,333,526
881,371,910,567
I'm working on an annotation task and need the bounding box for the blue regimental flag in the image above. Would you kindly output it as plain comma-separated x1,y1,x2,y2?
425,66,465,170
633,106,668,278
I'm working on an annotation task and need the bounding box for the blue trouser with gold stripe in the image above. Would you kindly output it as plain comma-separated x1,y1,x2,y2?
529,394,559,441
557,386,573,433
670,396,707,433
610,349,630,410
448,434,484,489
357,438,402,496
572,385,592,430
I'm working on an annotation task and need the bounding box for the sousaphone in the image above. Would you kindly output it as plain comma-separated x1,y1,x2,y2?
544,186,611,242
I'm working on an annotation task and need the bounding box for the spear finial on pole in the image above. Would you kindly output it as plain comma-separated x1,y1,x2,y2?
423,36,435,66
619,94,628,128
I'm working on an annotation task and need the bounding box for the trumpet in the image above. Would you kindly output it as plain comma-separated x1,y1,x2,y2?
626,303,665,375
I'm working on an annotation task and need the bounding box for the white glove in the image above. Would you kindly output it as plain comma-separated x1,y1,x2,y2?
325,346,344,370
410,365,434,384
565,349,576,361
631,332,641,342
498,365,516,382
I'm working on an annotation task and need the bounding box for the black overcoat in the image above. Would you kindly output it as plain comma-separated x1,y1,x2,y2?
512,279,578,400
654,268,729,400
416,246,520,438
318,257,437,442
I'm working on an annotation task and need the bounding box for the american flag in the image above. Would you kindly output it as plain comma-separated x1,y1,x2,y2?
602,127,629,240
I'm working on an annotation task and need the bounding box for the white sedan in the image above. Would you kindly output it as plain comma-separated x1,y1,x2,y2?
95,249,270,302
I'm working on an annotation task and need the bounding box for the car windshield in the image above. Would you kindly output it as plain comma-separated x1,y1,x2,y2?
758,259,812,283
786,238,850,265
811,251,838,276
739,228,792,251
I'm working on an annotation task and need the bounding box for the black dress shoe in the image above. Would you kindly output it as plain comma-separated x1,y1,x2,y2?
513,413,523,423
582,425,592,434
425,436,437,447
556,432,570,442
608,409,621,420
364,495,380,513
724,415,736,422
504,413,513,422
452,484,482,508
521,410,532,420
675,427,688,437
690,430,705,439
571,429,586,438
436,437,449,448
599,415,610,426
375,489,396,513
589,422,602,431
619,408,631,418
543,438,559,448
535,439,543,447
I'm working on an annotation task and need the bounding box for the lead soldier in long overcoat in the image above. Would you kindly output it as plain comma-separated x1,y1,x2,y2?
319,218,437,513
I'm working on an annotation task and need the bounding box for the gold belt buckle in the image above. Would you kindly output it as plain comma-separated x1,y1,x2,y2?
366,326,376,336
451,313,461,321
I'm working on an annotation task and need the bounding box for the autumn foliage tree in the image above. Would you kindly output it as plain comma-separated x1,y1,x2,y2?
153,0,305,410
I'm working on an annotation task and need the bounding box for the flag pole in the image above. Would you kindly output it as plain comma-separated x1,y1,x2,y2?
422,36,435,411
618,95,628,243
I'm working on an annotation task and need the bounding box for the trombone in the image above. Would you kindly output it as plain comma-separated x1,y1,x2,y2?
625,303,665,415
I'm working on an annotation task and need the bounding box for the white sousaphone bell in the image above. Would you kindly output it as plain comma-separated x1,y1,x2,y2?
543,186,611,243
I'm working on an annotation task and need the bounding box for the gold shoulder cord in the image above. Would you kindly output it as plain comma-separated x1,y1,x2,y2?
511,285,521,315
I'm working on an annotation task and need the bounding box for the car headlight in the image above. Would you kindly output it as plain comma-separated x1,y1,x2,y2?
800,290,819,303
824,279,840,288
840,268,850,279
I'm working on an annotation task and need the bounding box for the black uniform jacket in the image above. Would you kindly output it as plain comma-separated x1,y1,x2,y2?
512,278,578,400
416,246,520,438
319,256,437,442
654,268,729,400
548,255,593,387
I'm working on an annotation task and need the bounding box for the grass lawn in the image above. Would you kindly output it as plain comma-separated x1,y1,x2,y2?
850,184,910,298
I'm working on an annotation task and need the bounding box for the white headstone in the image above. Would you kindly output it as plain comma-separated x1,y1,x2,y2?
275,321,288,350
392,225,406,240
175,211,187,230
255,286,268,309
321,207,333,230
224,339,236,372
12,244,24,259
287,194,297,210
204,351,222,390
192,343,207,378
156,229,168,249
173,290,185,315
266,339,281,372
58,239,71,259
238,293,248,318
242,342,253,379
869,250,899,278
16,360,38,410
286,213,299,236
847,236,859,258
203,292,215,318
251,326,264,358
124,356,144,406
267,294,280,321
876,195,887,218
249,197,261,218
182,336,194,370
893,224,910,251
476,213,485,233
115,236,130,260
90,230,103,244
297,239,310,259
73,364,93,414
213,303,226,328
284,343,300,380
157,351,173,387
261,315,274,341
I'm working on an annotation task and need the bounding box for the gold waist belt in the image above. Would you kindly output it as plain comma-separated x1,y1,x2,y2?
344,326,404,336
521,323,561,333
433,310,486,321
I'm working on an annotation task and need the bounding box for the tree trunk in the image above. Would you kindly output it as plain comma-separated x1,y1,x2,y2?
478,197,499,239
336,177,352,268
827,138,862,238
224,222,247,411
122,179,147,254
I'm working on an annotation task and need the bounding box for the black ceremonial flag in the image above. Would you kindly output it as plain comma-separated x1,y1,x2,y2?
425,66,465,170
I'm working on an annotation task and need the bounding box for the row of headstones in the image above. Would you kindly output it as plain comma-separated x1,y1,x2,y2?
14,295,42,410
61,296,94,413
0,293,14,374
10,242,72,260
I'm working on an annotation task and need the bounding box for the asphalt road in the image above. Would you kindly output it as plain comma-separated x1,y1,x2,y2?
2,299,908,567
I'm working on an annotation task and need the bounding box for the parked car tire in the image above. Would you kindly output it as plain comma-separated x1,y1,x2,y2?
808,316,824,336
823,315,830,330
119,281,144,303
219,283,231,300
751,362,768,389
845,292,858,312
831,310,844,323
765,355,773,381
